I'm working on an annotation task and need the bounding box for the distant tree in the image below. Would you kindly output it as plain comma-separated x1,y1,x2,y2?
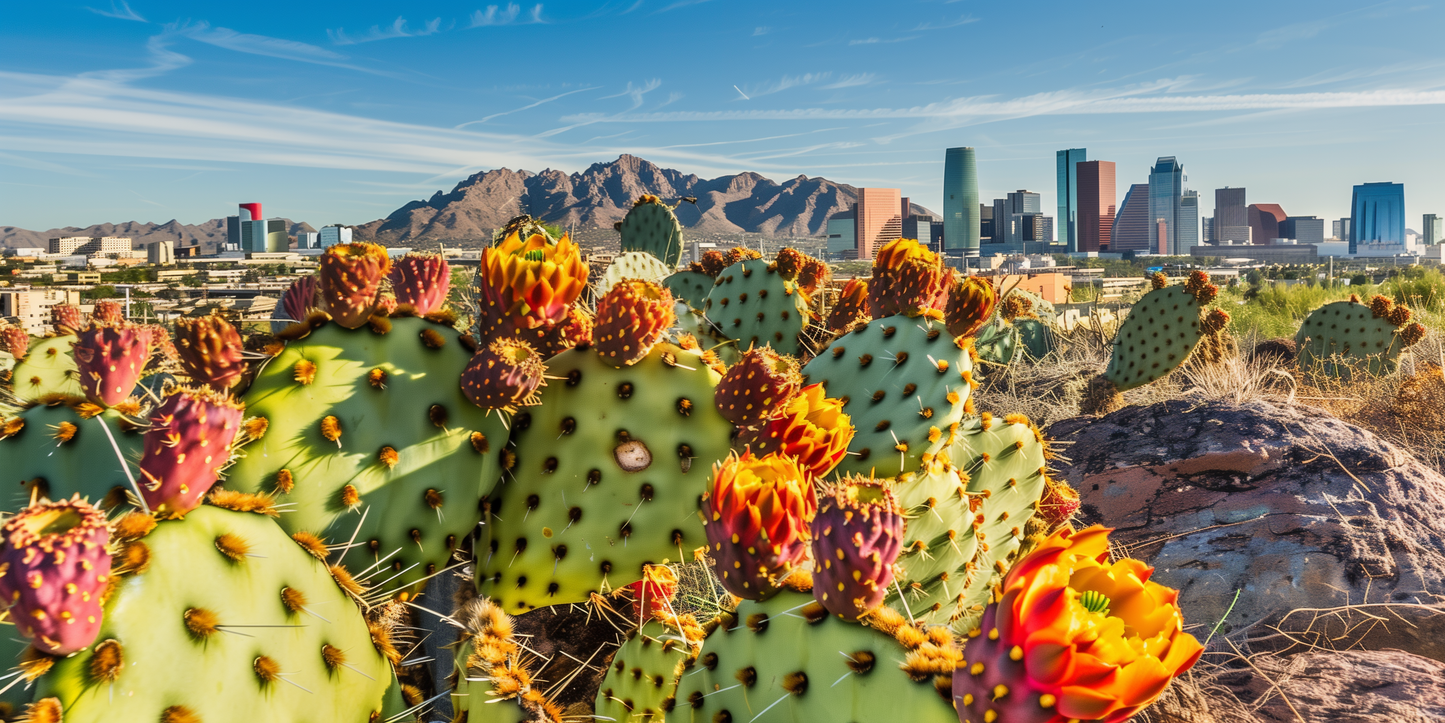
1350,273,1371,286
83,285,117,300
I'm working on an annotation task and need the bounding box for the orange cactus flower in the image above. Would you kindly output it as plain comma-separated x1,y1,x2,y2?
944,276,998,341
955,525,1203,723
702,451,815,600
741,383,854,480
868,238,949,318
477,232,588,336
825,277,870,332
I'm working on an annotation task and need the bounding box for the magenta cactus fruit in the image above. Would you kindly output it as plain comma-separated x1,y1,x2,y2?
138,387,245,517
92,299,124,324
1,323,28,360
459,338,546,412
280,274,320,323
174,314,246,391
713,346,801,428
51,304,82,333
810,478,904,620
388,253,451,316
318,242,392,329
72,323,152,407
0,496,111,655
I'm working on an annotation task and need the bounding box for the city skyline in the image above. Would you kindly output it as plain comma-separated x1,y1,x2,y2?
2,1,1443,231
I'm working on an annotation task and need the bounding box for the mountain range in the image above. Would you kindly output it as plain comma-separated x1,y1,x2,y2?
1,155,934,250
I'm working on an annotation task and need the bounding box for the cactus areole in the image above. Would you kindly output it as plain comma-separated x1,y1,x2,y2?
0,497,111,655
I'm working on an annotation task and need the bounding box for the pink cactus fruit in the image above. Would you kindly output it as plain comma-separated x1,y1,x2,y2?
73,323,152,407
0,496,111,655
280,275,320,323
388,253,451,316
318,242,392,329
138,387,245,518
459,338,546,412
1,323,28,360
174,314,246,391
810,478,904,621
92,299,124,324
51,304,82,334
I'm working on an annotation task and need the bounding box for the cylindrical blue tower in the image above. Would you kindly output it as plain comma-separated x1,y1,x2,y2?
943,147,980,258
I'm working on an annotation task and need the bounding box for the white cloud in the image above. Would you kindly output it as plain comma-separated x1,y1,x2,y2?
470,4,545,27
86,1,146,22
849,36,917,45
752,26,771,36
913,15,979,31
328,17,443,46
739,73,831,98
821,73,877,90
599,79,662,110
655,0,712,13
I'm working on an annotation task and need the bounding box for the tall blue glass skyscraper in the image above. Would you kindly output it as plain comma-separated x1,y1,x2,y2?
943,147,980,257
1350,182,1405,254
1056,148,1086,252
1148,157,1185,255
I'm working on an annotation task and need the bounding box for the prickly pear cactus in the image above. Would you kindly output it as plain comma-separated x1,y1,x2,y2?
0,400,144,513
972,319,1017,366
27,504,394,723
892,414,1048,628
800,315,973,479
227,316,508,592
673,591,960,723
600,252,673,295
1103,285,1206,391
594,611,705,722
1015,317,1055,360
663,270,714,311
9,335,80,402
477,343,733,612
703,258,811,357
1296,298,1409,378
451,596,563,722
620,196,685,268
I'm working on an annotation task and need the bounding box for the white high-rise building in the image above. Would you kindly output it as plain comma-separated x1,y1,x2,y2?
319,226,353,248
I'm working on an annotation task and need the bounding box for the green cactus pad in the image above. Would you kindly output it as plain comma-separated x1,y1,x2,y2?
673,591,960,723
620,199,685,268
800,315,973,479
32,505,393,722
227,316,508,592
1103,285,1205,391
702,259,811,357
1015,318,1055,360
972,320,1017,366
10,335,81,402
0,402,143,514
594,613,704,722
1296,300,1403,378
601,252,674,296
663,270,715,311
477,343,733,613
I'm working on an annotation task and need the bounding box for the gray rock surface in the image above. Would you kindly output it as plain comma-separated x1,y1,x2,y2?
1229,648,1445,722
1046,399,1445,660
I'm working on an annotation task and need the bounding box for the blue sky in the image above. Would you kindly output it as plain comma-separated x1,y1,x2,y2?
2,0,1443,231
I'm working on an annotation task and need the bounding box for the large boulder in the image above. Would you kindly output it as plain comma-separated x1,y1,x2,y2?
1047,400,1445,661
1225,649,1445,723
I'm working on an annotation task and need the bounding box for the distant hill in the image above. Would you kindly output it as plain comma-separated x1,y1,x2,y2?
2,155,933,249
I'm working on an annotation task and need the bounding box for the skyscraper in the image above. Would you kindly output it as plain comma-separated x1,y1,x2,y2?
1179,190,1200,251
855,188,903,260
1350,182,1406,254
1111,183,1151,252
1147,157,1185,255
1214,187,1248,244
1425,214,1442,245
943,147,980,257
1056,148,1086,251
1075,160,1115,253
1248,204,1287,244
1280,217,1325,245
1007,190,1041,214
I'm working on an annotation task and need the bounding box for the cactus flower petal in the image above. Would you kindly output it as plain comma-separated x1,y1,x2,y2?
388,253,451,316
702,451,814,600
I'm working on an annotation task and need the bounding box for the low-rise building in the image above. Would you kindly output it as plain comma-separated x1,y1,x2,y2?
0,288,82,334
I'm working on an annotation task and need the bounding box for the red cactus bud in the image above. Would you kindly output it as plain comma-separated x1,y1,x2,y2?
459,338,546,412
1369,294,1393,319
826,278,870,332
944,276,998,340
318,243,392,329
594,280,675,368
92,299,124,324
138,387,245,518
1,324,28,360
810,478,904,620
624,564,679,623
702,452,815,600
699,250,728,278
796,257,831,296
0,496,111,655
740,383,853,480
774,248,805,281
51,304,82,333
279,275,320,323
536,306,594,358
714,347,801,428
174,314,246,391
389,253,451,316
1151,271,1168,290
73,323,152,407
1388,304,1412,327
723,247,761,268
1201,308,1231,335
375,294,398,317
1037,477,1081,532
868,239,948,317
1401,322,1428,348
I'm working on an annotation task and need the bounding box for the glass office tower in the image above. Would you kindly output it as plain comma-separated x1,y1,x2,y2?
1056,148,1086,251
1148,157,1185,255
1350,182,1405,254
943,147,980,257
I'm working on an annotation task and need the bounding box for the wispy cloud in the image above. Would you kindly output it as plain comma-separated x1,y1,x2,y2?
470,4,545,27
913,15,979,31
739,73,831,99
86,1,146,22
821,73,877,90
752,26,771,36
849,36,917,45
328,17,443,45
169,22,394,76
455,86,602,127
599,79,662,110
655,0,713,13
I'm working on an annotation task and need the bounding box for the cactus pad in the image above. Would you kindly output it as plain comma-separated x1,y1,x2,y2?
663,270,714,311
1296,299,1408,378
10,335,81,402
1103,285,1205,391
703,259,811,357
600,252,673,296
0,401,144,514
619,196,685,267
593,611,705,722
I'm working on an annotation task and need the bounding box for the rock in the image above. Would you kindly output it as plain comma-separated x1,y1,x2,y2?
1046,400,1445,661
1226,649,1445,723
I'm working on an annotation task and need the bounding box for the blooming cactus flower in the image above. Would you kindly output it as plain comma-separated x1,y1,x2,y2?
279,274,320,323
869,238,949,318
0,496,111,655
138,387,245,517
945,276,999,341
811,478,904,620
624,564,679,623
1,323,28,360
476,232,588,338
740,383,854,480
954,525,1203,723
594,279,675,368
389,253,451,316
702,451,815,600
318,242,393,329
